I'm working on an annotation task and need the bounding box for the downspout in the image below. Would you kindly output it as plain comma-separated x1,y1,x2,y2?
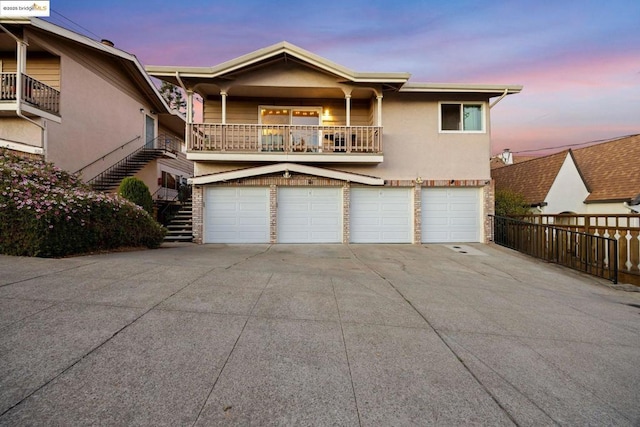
489,88,509,109
0,24,47,153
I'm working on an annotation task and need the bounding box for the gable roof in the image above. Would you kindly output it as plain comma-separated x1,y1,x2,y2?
0,17,184,132
491,150,572,206
147,41,411,89
572,134,640,203
146,41,522,97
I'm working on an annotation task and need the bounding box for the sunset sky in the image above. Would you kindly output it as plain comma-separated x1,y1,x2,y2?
47,0,639,155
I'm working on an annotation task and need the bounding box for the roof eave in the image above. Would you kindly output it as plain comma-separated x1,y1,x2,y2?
399,83,523,95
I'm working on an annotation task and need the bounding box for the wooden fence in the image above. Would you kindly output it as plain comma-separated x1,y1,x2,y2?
512,214,640,285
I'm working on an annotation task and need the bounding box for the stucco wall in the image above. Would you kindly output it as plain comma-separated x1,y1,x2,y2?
544,154,590,214
0,118,43,148
195,92,492,182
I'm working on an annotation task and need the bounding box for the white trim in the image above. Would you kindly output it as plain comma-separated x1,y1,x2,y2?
186,152,383,163
0,138,43,154
189,163,384,186
401,83,523,95
438,101,486,134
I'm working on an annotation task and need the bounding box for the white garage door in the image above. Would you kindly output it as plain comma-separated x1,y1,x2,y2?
350,188,412,243
278,187,342,243
422,188,480,243
204,187,269,243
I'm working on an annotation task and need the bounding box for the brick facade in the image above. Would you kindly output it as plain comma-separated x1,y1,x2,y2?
192,173,493,244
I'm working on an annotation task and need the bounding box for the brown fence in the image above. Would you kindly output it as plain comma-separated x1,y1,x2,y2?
512,214,640,285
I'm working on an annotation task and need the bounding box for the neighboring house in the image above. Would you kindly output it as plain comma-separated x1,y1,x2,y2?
146,42,521,244
0,18,192,201
492,134,640,214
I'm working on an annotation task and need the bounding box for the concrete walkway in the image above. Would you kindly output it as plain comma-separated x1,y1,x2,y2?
0,243,638,426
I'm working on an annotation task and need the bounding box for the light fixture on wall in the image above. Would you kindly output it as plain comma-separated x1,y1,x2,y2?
283,170,291,179
415,176,423,184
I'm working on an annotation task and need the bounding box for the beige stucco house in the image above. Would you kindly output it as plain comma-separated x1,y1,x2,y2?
147,42,521,244
0,18,192,201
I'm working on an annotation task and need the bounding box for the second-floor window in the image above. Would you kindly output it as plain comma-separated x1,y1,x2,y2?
440,103,484,132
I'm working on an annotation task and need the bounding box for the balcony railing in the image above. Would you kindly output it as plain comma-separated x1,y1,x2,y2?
189,123,382,154
0,72,60,115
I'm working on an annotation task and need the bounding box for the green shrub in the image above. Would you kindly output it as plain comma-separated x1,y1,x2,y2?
495,189,531,217
118,177,153,214
0,149,165,257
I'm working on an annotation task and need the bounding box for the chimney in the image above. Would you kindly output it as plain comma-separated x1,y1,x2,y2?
100,39,114,47
501,148,513,165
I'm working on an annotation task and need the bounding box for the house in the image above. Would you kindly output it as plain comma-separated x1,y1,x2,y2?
0,18,192,201
492,134,640,214
146,42,521,244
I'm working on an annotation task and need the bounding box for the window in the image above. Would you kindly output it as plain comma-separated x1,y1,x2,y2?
440,103,484,132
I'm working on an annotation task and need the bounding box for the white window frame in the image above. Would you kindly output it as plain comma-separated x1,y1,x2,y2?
258,105,323,125
438,102,486,133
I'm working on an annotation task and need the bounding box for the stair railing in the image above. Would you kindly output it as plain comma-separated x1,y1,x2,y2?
79,134,184,189
75,135,142,176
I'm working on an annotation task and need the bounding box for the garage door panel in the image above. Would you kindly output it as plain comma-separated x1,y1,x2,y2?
205,187,270,243
422,188,480,243
351,188,412,243
278,187,342,243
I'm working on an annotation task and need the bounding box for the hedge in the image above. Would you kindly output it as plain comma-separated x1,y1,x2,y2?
0,149,165,257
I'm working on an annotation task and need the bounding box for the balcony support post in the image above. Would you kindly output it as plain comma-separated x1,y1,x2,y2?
376,95,383,126
345,94,351,127
220,91,227,124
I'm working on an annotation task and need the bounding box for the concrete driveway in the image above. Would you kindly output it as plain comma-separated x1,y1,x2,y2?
0,243,639,426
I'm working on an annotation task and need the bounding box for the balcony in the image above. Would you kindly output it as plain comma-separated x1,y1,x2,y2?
188,123,383,163
0,72,61,117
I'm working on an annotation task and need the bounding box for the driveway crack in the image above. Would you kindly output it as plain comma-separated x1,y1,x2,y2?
331,277,363,427
347,245,521,426
0,264,222,420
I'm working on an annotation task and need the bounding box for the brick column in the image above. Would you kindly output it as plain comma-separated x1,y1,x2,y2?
483,181,495,243
342,183,350,243
192,186,204,244
414,183,422,244
269,185,277,243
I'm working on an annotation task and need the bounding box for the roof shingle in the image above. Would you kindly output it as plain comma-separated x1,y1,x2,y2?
572,134,640,203
492,150,570,205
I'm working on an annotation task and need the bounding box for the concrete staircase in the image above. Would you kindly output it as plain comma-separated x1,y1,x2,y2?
163,199,193,242
90,148,167,192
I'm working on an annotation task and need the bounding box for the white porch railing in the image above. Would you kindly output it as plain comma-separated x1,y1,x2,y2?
0,72,60,115
189,124,382,154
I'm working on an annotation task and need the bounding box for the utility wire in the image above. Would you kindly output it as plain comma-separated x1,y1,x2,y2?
49,9,102,40
511,133,639,154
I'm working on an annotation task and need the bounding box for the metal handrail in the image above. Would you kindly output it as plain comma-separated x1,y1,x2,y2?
86,134,183,186
75,135,142,175
491,215,618,284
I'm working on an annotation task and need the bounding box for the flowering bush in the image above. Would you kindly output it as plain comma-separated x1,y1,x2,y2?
0,149,165,257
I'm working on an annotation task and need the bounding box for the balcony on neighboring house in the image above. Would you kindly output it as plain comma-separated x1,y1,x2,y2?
0,72,61,119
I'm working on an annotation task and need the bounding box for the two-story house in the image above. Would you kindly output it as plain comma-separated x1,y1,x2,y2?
0,18,192,201
147,42,521,244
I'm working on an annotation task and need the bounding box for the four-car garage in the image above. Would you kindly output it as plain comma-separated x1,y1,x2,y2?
203,184,482,244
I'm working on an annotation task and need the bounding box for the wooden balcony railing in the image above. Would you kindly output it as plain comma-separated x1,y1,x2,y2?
512,214,640,285
0,72,60,115
189,123,382,154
